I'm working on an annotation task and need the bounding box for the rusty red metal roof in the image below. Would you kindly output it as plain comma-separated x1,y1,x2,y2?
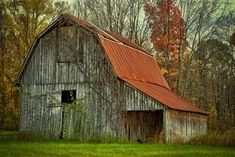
99,36,208,115
122,78,208,114
100,36,169,89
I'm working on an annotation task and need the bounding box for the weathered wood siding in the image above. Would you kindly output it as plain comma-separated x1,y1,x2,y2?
19,24,120,139
123,83,164,111
164,109,207,142
120,82,164,141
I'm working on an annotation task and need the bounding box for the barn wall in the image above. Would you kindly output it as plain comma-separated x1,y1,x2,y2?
164,109,207,142
19,24,122,139
120,83,165,141
123,83,164,111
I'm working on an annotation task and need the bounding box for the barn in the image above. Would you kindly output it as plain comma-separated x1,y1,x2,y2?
16,14,209,143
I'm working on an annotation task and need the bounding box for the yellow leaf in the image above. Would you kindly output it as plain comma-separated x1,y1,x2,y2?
161,68,168,74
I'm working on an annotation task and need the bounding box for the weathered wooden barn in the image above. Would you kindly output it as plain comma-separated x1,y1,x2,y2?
16,14,209,142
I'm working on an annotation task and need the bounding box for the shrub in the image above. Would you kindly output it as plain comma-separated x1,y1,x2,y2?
147,131,165,143
16,131,37,141
0,130,17,141
189,128,235,147
16,131,52,141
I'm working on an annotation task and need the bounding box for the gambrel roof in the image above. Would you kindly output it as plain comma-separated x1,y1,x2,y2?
16,14,209,115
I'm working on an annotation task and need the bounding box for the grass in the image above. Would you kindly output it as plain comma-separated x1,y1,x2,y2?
0,131,235,157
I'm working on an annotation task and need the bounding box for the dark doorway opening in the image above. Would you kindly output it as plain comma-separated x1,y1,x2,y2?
59,90,76,139
125,110,163,142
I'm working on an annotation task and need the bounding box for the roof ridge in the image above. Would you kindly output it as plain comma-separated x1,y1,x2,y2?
99,35,153,58
104,30,150,54
62,14,121,43
88,22,119,42
62,14,152,57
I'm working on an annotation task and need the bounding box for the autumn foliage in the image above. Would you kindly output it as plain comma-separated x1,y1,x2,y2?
0,0,54,129
144,0,187,91
144,0,186,57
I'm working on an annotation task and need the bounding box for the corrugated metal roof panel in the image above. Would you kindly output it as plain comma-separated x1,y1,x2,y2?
99,36,170,89
122,78,209,114
100,36,208,114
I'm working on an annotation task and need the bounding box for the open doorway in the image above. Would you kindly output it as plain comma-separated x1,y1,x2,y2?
59,90,76,139
125,110,163,142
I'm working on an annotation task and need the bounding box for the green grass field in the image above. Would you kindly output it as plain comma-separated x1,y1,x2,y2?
0,131,234,157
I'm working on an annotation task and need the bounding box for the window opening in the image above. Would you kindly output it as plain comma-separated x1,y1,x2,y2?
62,90,76,103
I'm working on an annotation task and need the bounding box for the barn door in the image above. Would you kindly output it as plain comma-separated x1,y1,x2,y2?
126,110,163,142
59,90,76,139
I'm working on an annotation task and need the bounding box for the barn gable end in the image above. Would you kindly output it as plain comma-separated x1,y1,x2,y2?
17,14,209,142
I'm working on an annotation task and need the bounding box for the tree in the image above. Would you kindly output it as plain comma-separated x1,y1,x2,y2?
72,0,152,50
192,39,235,130
144,0,235,131
230,32,235,46
6,0,54,62
144,0,187,92
176,0,233,97
54,0,72,15
0,0,55,129
0,0,7,129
